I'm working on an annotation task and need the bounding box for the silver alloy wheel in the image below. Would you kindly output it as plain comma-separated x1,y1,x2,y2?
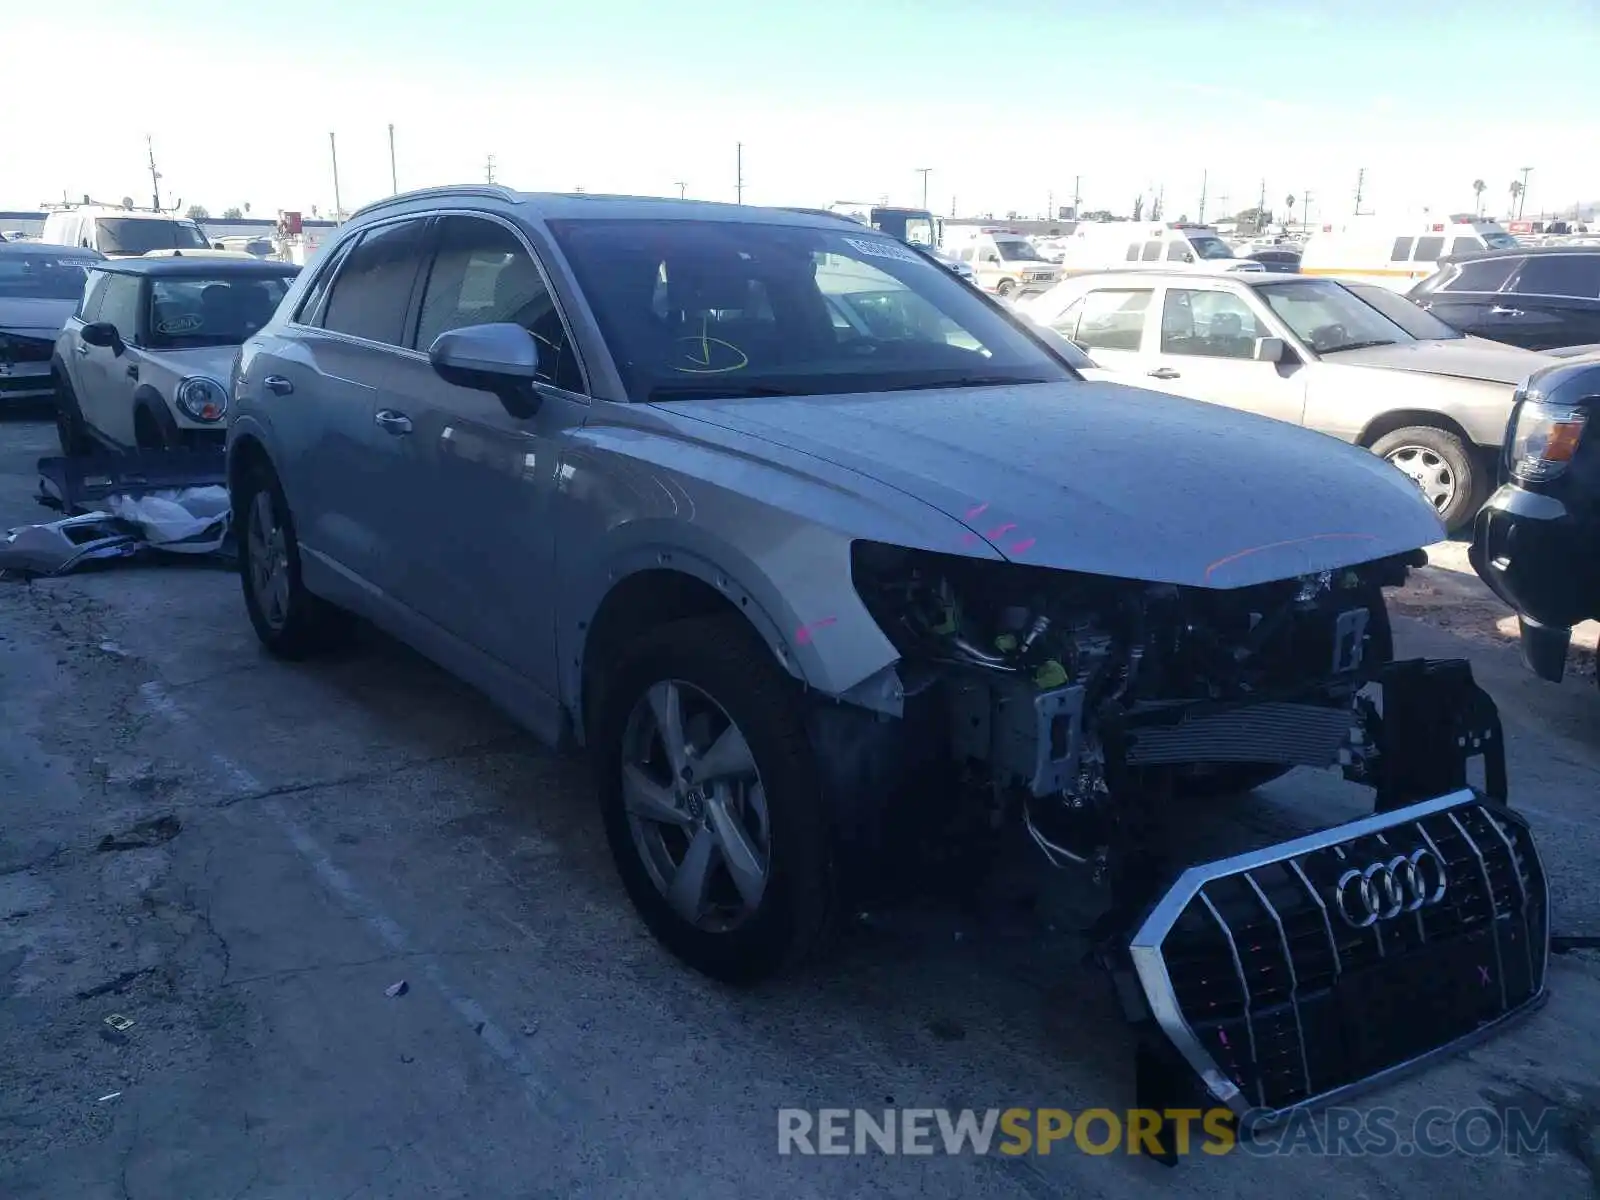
620,679,771,933
247,490,291,632
1384,444,1457,513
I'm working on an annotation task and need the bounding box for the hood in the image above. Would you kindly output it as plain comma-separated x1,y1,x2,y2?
658,381,1445,588
1321,337,1547,384
0,297,77,336
147,345,240,381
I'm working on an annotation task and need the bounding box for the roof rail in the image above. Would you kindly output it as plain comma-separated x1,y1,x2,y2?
347,184,522,223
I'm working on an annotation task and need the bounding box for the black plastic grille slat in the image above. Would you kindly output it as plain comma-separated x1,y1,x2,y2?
1156,799,1547,1112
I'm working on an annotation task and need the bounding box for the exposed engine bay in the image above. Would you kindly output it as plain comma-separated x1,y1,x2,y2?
838,541,1545,1148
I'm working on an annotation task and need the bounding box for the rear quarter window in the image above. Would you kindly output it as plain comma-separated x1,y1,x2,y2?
1510,255,1600,299
1445,257,1521,293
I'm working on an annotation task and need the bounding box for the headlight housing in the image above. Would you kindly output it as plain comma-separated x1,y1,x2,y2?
175,376,229,422
1508,394,1587,481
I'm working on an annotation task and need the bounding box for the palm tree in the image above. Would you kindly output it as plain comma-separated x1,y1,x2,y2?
1509,180,1524,219
1472,179,1486,216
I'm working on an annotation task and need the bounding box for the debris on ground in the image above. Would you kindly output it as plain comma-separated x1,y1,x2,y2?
96,815,182,853
385,980,409,998
103,1014,135,1032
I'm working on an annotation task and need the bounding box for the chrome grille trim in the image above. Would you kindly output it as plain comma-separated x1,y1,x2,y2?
1129,788,1549,1125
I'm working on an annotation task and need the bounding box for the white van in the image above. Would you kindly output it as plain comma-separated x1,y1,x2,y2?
1298,215,1520,291
39,207,213,258
940,227,1062,297
1055,222,1264,276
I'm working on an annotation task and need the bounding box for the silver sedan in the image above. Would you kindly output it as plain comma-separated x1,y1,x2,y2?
1016,270,1553,531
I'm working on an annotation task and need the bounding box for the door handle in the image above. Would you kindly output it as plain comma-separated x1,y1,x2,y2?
374,409,413,435
125,364,138,380
75,343,90,357
1489,306,1524,317
263,375,294,395
1147,367,1181,379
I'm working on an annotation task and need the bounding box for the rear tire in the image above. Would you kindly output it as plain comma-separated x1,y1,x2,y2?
235,461,352,659
1371,425,1482,534
594,614,840,984
996,278,1017,298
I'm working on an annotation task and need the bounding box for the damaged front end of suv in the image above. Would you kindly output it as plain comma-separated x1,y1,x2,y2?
839,539,1548,1140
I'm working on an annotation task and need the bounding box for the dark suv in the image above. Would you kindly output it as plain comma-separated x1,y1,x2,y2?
1472,357,1600,686
1410,246,1600,351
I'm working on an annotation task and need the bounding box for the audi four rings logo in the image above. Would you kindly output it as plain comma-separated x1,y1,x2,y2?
1333,850,1448,927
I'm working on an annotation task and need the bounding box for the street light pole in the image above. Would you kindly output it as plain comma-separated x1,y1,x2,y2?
736,143,744,204
915,167,932,210
329,132,342,222
388,124,397,195
1518,167,1533,219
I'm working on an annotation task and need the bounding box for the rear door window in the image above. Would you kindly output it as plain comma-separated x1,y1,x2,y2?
1140,241,1162,262
1510,255,1600,299
1446,257,1520,293
1074,288,1151,351
319,219,431,345
1390,237,1414,262
1413,236,1445,263
1449,237,1482,257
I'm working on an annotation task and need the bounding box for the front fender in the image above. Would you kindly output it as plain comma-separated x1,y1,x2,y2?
554,407,1000,714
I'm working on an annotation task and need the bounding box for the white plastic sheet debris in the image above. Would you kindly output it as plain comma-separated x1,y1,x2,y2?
104,487,231,554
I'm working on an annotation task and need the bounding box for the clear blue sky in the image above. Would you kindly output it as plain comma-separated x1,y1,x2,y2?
7,0,1597,221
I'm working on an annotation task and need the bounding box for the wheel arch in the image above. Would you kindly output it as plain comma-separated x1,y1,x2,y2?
1356,409,1477,450
132,385,179,444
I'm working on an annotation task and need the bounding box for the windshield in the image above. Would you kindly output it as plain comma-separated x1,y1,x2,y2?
95,218,210,255
545,218,1073,401
1189,235,1236,260
1342,281,1464,341
1481,231,1520,250
0,251,99,300
146,274,294,348
995,238,1043,262
902,217,936,247
1259,279,1413,354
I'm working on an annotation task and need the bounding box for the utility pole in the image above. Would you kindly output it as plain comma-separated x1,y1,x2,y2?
1218,193,1231,221
735,142,744,204
915,167,932,210
1047,189,1053,220
485,154,496,184
1072,175,1081,217
388,123,398,195
1198,170,1208,224
674,181,687,199
1154,183,1165,221
1353,168,1367,216
329,132,342,222
1301,189,1314,232
146,135,162,211
1256,177,1267,226
1517,166,1533,218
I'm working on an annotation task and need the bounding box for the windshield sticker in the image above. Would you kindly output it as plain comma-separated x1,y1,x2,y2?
156,314,203,334
843,236,922,265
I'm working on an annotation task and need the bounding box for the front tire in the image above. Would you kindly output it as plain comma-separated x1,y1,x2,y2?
995,278,1017,298
1371,425,1482,534
53,372,92,457
235,462,351,659
594,615,839,983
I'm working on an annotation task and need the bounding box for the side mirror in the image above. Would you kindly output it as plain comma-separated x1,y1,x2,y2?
1253,336,1286,363
80,321,123,353
428,323,544,418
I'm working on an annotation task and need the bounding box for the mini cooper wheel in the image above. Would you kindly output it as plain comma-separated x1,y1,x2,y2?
53,372,92,457
236,464,351,658
595,615,839,983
